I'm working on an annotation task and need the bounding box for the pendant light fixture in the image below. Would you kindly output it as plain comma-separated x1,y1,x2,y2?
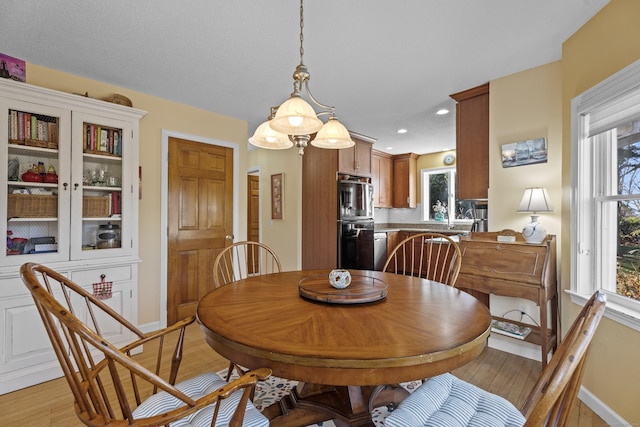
249,0,354,155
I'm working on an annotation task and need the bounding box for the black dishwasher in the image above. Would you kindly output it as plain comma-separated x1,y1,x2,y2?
373,232,387,271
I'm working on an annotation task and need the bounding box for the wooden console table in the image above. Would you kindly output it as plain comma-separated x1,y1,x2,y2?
456,230,558,367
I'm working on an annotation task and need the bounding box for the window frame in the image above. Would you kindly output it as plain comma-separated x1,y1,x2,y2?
571,59,640,331
421,167,457,221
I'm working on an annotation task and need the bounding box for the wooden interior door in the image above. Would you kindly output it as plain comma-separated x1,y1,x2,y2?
247,174,260,271
167,137,233,325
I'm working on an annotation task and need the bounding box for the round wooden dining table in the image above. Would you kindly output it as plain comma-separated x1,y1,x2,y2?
197,269,491,427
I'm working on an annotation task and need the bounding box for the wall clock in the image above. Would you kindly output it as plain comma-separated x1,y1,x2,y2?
443,153,456,165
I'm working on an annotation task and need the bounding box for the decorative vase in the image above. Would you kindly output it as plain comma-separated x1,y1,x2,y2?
435,212,445,221
329,269,351,289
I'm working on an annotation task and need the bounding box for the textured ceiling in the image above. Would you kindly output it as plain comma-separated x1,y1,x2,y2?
0,0,609,155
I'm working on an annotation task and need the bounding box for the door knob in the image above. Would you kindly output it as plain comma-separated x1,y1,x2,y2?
225,235,234,241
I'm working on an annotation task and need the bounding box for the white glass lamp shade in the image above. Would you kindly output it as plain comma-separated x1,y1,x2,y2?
517,187,553,244
311,117,355,149
270,95,323,135
249,120,293,150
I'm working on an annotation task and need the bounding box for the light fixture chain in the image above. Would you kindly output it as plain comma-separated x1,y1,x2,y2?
299,0,304,64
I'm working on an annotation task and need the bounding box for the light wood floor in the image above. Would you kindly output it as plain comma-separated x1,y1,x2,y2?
0,323,608,427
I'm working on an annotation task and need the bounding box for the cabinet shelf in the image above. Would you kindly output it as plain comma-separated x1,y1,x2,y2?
8,182,58,188
83,151,122,161
8,143,59,156
491,315,557,349
8,217,58,222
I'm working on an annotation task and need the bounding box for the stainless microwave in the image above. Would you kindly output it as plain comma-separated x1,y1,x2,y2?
338,180,374,220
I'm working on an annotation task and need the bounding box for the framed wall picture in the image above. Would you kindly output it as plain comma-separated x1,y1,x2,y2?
0,53,25,82
271,173,284,220
501,137,547,168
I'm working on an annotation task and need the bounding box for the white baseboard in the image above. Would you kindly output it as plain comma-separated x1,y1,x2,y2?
578,386,631,426
138,321,161,333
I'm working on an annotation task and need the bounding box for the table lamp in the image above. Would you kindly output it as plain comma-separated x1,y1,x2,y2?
517,187,553,244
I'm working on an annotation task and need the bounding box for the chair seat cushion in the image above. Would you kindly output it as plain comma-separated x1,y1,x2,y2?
132,372,268,427
384,373,526,427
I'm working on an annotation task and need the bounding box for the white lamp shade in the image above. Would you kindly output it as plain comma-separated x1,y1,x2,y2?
249,120,293,150
270,96,323,135
517,187,553,213
311,117,355,149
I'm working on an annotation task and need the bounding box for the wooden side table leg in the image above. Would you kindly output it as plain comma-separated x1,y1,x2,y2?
540,291,548,368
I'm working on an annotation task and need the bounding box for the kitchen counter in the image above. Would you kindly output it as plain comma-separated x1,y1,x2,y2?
374,222,472,236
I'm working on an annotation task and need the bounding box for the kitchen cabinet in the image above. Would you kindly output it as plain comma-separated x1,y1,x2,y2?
371,150,393,208
385,231,401,256
302,144,339,270
392,153,418,208
338,133,373,177
450,83,489,200
302,133,376,270
0,79,146,393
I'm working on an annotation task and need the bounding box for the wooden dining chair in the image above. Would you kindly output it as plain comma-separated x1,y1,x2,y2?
212,241,282,380
384,290,607,427
383,232,462,286
213,241,282,288
20,262,271,427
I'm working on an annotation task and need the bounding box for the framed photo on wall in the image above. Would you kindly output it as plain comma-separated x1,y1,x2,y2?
501,137,547,168
271,173,284,220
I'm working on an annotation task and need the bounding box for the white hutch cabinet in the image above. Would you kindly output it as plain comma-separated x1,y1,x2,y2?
0,79,146,394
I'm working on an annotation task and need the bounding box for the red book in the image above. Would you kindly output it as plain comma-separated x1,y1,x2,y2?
111,192,120,215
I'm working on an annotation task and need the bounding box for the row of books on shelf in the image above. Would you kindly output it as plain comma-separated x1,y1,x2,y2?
8,109,59,145
491,319,532,340
84,124,122,156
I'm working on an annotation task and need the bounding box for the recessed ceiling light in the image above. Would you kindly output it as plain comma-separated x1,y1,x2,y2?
397,128,407,134
436,109,449,115
386,146,394,150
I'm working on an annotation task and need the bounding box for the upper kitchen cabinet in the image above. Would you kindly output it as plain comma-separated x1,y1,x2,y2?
392,153,418,208
338,133,374,177
450,83,489,200
372,150,393,208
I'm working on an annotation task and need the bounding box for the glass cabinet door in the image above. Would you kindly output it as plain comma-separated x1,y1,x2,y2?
1,99,71,266
70,111,133,260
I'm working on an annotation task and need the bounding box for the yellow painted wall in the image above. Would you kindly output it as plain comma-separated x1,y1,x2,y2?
489,62,562,238
487,62,564,328
24,64,250,326
247,147,302,271
561,0,640,422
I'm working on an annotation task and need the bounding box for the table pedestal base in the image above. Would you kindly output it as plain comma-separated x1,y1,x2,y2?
262,383,409,427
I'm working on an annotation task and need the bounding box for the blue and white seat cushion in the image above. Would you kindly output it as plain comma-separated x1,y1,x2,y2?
132,372,268,427
384,373,526,427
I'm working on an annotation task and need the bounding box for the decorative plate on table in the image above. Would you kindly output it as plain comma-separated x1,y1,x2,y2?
298,274,388,304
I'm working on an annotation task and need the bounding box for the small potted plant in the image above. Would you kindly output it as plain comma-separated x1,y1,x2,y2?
433,200,447,221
